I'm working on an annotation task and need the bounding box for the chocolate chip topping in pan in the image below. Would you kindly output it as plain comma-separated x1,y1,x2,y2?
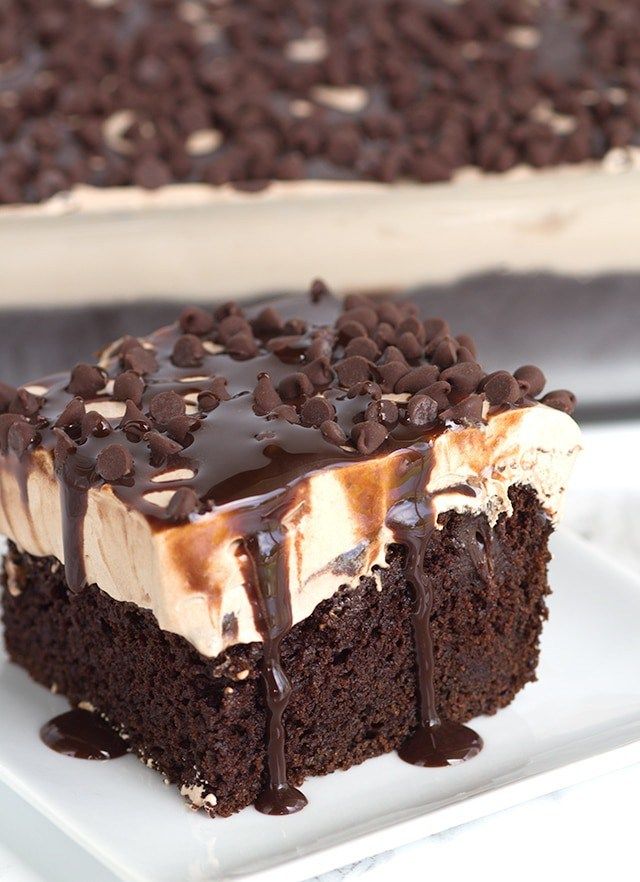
1,0,637,205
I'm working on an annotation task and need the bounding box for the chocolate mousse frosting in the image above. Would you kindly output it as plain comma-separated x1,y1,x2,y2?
1,0,639,205
0,282,580,813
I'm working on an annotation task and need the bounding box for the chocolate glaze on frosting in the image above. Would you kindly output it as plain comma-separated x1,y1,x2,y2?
0,282,577,813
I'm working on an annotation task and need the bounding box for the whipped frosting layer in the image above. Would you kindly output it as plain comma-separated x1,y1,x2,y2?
0,404,581,658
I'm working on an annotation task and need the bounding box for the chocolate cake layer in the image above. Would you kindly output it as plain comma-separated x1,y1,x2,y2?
1,0,639,204
2,485,549,816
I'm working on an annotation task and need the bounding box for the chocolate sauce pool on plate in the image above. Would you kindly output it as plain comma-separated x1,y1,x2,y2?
40,709,128,760
388,451,483,768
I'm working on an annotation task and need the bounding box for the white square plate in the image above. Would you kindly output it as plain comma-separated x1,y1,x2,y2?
1,529,640,882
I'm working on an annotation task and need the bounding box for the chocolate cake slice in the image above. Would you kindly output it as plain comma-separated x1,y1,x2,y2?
0,283,581,816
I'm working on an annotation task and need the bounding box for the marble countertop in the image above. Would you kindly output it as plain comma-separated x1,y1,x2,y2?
0,420,638,882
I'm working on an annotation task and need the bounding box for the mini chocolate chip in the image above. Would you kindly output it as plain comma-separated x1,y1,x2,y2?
145,431,183,466
306,335,334,361
166,487,199,522
431,338,458,369
376,361,410,393
217,314,252,343
541,389,576,414
351,420,388,455
252,306,284,337
82,410,111,438
52,427,77,467
300,396,336,427
253,373,282,415
441,394,485,426
226,332,259,359
113,371,145,405
397,316,426,344
376,302,402,327
405,394,438,427
320,420,347,447
373,322,397,348
378,345,408,365
55,397,86,429
179,306,214,336
345,336,380,360
310,278,330,303
456,346,476,363
197,390,220,412
366,398,399,427
278,372,314,400
214,301,243,322
9,388,43,417
484,371,521,405
7,420,39,457
134,155,172,189
119,399,149,440
420,381,452,412
337,319,368,341
95,444,133,482
67,363,107,398
268,404,300,424
338,307,379,334
117,336,145,358
172,334,205,368
440,362,484,395
335,356,373,388
266,334,305,355
222,612,238,639
149,391,186,426
456,333,477,359
283,318,308,336
424,318,450,341
123,347,158,376
210,376,231,401
344,293,372,310
514,365,546,397
347,381,382,400
167,414,201,443
395,364,440,394
0,381,16,413
302,356,334,387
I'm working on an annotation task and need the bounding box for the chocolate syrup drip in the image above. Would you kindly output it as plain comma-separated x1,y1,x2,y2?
40,709,128,760
388,451,483,768
56,455,93,593
243,523,307,816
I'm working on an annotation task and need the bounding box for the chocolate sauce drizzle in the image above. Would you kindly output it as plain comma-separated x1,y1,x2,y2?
387,448,483,768
40,709,128,760
243,522,307,815
56,457,91,593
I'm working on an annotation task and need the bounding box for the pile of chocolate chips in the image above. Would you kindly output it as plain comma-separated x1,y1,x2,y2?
1,0,639,204
0,281,576,520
